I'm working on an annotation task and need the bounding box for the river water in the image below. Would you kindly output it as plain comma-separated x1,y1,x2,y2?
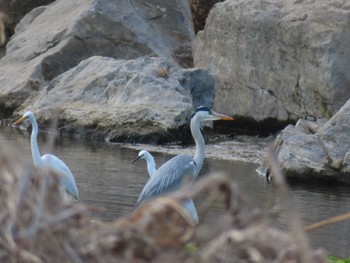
1,126,349,258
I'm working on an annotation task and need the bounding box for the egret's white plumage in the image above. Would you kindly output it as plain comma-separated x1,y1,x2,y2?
132,150,157,176
135,106,233,210
14,111,79,199
133,149,199,224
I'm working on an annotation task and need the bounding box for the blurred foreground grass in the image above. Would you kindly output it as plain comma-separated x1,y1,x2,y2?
0,140,331,262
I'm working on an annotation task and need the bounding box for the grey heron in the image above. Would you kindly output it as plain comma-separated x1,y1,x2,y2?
135,106,233,211
14,111,79,199
133,149,199,224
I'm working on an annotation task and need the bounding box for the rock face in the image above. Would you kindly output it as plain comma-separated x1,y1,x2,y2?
0,0,55,47
0,0,211,141
273,99,350,183
193,0,350,121
20,56,214,143
0,0,195,108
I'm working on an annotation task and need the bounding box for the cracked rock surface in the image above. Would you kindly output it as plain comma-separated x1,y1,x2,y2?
271,99,350,182
193,0,350,121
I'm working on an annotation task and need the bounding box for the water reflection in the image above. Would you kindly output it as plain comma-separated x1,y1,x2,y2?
1,126,349,257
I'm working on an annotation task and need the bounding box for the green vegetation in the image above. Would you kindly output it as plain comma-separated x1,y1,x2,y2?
185,243,199,254
329,256,350,263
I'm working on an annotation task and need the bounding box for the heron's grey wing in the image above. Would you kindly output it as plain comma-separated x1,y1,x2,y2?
42,154,79,199
136,154,196,206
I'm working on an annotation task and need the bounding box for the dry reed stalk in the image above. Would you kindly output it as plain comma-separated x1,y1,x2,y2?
267,145,315,263
304,211,350,232
0,135,329,262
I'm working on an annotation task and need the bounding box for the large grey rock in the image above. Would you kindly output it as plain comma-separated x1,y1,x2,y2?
274,125,333,179
272,99,350,182
317,99,350,170
0,0,55,48
17,56,214,143
193,0,350,121
0,0,194,113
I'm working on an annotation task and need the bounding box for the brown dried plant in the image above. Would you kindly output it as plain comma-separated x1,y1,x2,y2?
0,138,329,263
154,68,170,79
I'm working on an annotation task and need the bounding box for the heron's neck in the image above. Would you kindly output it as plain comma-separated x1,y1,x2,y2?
191,116,205,176
30,119,43,167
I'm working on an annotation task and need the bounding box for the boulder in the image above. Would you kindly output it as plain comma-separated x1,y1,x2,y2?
17,56,214,143
0,0,195,115
272,99,350,182
193,0,350,122
317,99,350,170
0,0,55,48
274,124,333,179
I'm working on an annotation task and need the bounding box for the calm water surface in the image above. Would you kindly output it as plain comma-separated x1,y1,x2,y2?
1,127,349,257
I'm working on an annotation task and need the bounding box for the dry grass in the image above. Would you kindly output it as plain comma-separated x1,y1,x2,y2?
0,140,329,263
153,68,170,79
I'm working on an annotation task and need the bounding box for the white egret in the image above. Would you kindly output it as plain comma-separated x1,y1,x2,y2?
135,106,233,212
132,150,157,177
133,149,199,224
14,111,79,199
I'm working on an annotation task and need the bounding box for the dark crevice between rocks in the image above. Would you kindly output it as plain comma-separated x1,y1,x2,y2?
213,116,296,138
38,119,184,145
106,125,184,145
190,0,226,33
103,116,296,146
177,116,294,147
0,92,29,122
0,103,17,120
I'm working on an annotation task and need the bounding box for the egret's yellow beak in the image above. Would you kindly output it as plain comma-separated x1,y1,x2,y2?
212,111,234,121
14,116,29,125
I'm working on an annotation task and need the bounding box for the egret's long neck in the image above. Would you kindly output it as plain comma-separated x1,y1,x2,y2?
30,118,43,167
144,152,156,177
145,154,156,177
191,116,205,176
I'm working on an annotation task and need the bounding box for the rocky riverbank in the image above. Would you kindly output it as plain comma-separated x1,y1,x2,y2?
0,0,349,182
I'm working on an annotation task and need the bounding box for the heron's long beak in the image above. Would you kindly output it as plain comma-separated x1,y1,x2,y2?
132,156,142,164
212,111,234,121
14,116,29,125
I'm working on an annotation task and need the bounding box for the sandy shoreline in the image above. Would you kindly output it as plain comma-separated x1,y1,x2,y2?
112,135,270,164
